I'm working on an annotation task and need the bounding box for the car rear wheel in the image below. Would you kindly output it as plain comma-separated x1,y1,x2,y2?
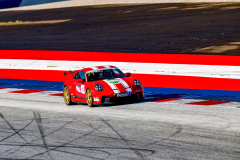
64,86,73,105
86,89,94,107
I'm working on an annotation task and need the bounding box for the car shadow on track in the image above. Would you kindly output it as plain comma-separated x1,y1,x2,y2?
92,92,240,107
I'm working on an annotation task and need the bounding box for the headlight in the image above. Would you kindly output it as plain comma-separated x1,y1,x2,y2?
134,79,141,86
95,84,103,91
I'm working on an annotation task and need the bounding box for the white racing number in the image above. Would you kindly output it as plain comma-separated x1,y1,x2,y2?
76,85,85,94
76,86,81,92
81,85,85,94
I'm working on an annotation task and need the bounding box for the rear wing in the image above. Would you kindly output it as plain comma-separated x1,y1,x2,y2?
64,70,78,77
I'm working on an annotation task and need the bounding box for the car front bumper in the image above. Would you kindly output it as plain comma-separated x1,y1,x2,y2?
100,92,143,105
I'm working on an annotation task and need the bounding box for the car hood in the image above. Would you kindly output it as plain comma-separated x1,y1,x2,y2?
93,77,134,92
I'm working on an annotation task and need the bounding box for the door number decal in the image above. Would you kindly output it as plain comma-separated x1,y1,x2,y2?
81,85,85,94
76,85,85,94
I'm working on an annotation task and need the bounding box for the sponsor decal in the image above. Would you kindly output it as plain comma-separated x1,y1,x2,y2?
86,71,95,77
76,86,81,92
106,78,121,84
117,92,131,97
94,97,100,102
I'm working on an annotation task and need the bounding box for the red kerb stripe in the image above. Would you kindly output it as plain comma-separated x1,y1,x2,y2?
49,93,63,96
8,89,45,94
0,50,240,66
132,74,240,91
1,69,240,91
151,98,181,102
186,100,230,106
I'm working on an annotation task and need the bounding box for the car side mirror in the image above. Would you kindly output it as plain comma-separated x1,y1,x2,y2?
126,72,131,77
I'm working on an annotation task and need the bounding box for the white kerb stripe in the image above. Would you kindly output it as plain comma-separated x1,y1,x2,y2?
1,59,240,79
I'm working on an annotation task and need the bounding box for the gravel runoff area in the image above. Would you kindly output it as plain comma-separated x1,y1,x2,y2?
1,2,240,55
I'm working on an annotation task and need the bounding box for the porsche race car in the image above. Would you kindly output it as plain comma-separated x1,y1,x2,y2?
63,66,144,107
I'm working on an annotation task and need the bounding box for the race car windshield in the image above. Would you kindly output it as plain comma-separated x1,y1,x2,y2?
87,68,126,82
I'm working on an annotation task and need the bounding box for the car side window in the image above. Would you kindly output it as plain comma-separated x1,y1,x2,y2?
113,69,121,76
74,73,80,79
79,71,86,81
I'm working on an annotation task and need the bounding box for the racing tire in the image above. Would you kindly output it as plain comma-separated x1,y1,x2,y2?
64,86,73,105
86,89,94,107
137,92,144,102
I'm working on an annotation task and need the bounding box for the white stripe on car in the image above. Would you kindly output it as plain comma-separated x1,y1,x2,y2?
104,65,111,69
120,78,132,93
91,66,98,70
103,80,120,94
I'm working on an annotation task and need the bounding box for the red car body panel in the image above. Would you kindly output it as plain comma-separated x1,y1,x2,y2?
63,66,144,105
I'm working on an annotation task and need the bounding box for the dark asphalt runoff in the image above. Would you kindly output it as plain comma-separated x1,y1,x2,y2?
1,3,240,160
0,3,240,55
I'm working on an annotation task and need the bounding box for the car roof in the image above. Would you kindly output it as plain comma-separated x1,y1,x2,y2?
79,65,118,73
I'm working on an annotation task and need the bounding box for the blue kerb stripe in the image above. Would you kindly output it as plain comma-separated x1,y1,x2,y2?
144,87,240,97
144,87,240,102
0,79,64,91
0,0,22,9
0,79,239,102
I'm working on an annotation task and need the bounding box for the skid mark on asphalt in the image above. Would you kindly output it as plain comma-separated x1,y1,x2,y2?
0,116,34,144
23,117,107,160
33,112,53,159
0,113,31,144
0,112,42,156
0,112,114,159
101,118,145,160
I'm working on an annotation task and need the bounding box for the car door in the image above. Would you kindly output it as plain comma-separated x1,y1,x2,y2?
73,71,87,102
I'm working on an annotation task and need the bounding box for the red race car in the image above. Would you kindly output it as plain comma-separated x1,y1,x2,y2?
63,65,144,107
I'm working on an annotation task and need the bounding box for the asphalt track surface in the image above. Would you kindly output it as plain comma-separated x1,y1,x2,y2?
1,3,240,160
0,3,240,55
1,93,240,160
